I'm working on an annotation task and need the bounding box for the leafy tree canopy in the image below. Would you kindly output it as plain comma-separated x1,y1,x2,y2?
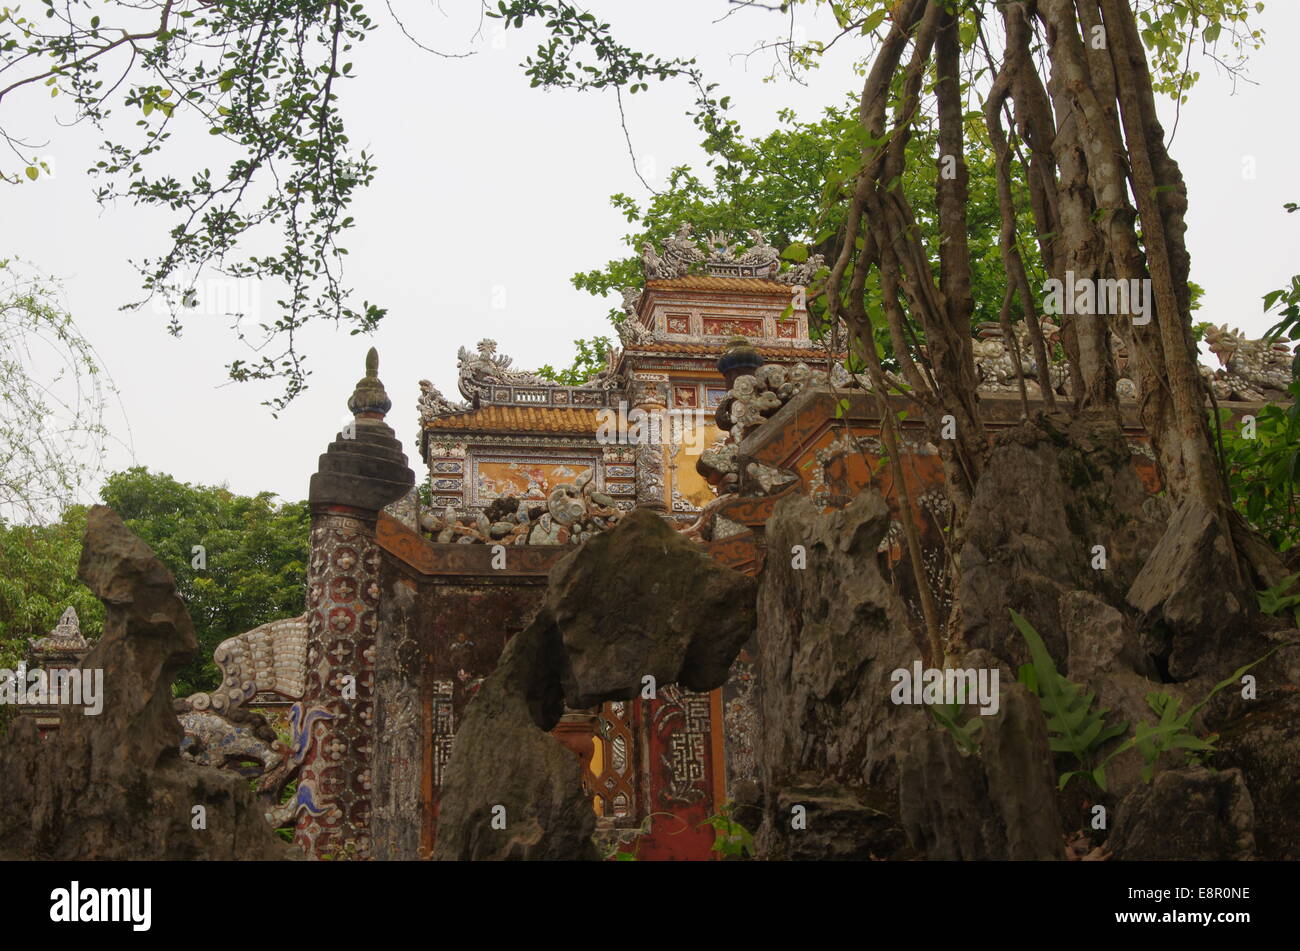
0,505,104,669
0,467,310,696
99,467,310,695
555,99,1040,373
0,258,117,524
0,1,1265,407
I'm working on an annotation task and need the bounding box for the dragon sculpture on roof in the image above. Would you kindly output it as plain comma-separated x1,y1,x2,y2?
1202,323,1296,401
456,338,550,401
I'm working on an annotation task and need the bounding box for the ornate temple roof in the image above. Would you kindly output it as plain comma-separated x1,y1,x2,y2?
621,341,834,360
424,405,603,435
643,275,794,295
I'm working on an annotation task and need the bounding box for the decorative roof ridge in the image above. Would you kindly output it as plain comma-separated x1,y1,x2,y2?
642,277,798,294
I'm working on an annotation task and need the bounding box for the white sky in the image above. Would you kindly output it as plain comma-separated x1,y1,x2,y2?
5,1,1298,508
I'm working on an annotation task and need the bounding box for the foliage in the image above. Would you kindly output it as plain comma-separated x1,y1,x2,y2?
0,2,384,410
1262,203,1300,356
535,335,612,385
0,504,105,669
566,101,1039,354
1,468,308,694
1216,381,1300,552
98,467,310,696
928,696,984,755
1014,610,1286,790
490,1,696,93
699,801,756,859
1133,0,1266,102
1011,610,1129,791
1096,648,1282,783
0,259,117,524
2,1,1263,408
1257,570,1300,625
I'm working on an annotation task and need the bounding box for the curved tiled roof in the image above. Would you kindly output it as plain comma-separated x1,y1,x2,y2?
423,405,602,435
621,341,836,360
644,276,794,294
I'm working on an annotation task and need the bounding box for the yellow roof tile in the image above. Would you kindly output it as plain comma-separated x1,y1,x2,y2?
424,405,603,435
644,276,794,294
622,341,835,359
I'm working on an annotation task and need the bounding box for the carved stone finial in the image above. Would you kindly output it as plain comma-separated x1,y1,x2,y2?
347,346,392,418
30,606,88,652
311,348,413,511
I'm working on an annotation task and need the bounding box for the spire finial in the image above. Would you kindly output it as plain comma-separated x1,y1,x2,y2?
347,347,392,418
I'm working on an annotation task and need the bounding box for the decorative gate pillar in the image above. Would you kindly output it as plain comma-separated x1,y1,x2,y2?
632,377,668,510
292,349,414,859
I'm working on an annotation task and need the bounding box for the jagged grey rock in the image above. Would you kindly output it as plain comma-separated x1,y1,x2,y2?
1213,659,1300,861
754,491,920,854
1126,498,1249,679
550,507,757,708
0,506,292,861
756,782,908,861
898,682,1062,860
958,412,1165,666
1059,589,1189,801
432,617,598,861
1108,766,1255,860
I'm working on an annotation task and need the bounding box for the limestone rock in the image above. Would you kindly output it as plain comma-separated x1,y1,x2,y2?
432,617,597,861
435,509,758,859
1108,767,1255,860
1059,589,1187,800
755,782,908,861
898,720,1001,860
1213,691,1300,860
754,491,920,851
958,412,1165,666
898,682,1062,860
1126,498,1249,679
549,508,757,708
0,506,292,860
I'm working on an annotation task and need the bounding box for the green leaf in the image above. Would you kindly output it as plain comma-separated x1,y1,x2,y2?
1011,609,1128,789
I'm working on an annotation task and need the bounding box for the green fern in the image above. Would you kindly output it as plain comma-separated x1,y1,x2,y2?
1010,609,1128,790
929,698,984,754
1258,570,1300,626
1098,648,1284,782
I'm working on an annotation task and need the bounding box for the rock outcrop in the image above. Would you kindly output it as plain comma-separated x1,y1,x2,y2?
0,506,292,861
1058,589,1189,801
552,509,756,708
432,619,599,861
1208,631,1300,861
433,508,757,860
898,683,1063,860
1126,498,1249,679
753,491,921,859
957,412,1165,666
1108,767,1256,860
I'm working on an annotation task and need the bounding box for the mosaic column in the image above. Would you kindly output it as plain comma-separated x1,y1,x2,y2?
292,349,414,860
632,377,668,511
